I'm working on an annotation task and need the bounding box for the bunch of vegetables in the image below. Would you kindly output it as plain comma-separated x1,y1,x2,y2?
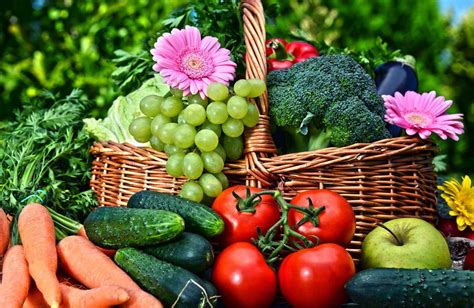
82,190,225,307
208,186,357,307
0,203,157,308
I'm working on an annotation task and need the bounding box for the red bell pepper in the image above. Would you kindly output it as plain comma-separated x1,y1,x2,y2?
266,38,319,71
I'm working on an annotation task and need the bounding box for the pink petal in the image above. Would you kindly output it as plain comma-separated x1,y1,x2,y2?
201,36,219,52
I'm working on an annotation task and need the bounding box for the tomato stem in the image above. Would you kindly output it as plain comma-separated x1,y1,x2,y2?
255,191,316,265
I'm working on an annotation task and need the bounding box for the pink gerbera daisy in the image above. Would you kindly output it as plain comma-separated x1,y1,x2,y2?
150,26,236,98
383,91,464,140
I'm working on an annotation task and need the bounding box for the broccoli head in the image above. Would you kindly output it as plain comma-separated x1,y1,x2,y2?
267,54,390,150
323,97,391,147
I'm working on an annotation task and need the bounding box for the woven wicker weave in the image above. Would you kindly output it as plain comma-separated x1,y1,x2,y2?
90,0,437,263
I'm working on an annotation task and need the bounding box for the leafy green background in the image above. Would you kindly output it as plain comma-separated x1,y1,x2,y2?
0,0,472,178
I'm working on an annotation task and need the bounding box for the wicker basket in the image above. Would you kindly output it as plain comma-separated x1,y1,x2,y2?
90,0,437,263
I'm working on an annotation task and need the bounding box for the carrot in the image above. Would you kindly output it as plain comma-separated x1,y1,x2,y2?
19,203,61,308
57,236,162,308
23,282,49,308
59,283,129,308
0,209,10,256
0,245,31,308
77,227,116,257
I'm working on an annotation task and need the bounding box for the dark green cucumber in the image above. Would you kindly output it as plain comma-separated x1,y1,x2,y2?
128,190,224,237
115,248,218,308
84,206,184,249
345,268,474,308
143,232,214,274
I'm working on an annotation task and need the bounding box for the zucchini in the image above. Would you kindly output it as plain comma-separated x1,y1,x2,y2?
84,206,184,249
128,190,224,237
345,268,474,308
115,248,218,308
143,232,214,274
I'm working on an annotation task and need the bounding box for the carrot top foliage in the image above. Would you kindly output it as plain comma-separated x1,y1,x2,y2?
0,89,97,221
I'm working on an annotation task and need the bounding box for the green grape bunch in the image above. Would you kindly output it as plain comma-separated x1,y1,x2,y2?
128,79,266,203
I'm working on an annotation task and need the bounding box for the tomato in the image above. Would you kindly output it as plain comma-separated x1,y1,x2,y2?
212,242,277,307
465,230,474,240
278,243,355,308
212,185,280,246
288,189,355,246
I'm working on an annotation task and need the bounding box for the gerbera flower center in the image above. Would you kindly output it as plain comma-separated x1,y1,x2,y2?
179,49,214,79
404,112,432,126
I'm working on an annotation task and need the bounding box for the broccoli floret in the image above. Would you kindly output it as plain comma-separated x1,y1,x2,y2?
323,97,391,147
267,54,390,150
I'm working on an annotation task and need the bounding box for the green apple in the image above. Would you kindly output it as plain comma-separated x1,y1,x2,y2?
361,218,452,269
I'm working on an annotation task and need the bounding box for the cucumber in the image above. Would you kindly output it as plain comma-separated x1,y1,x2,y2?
345,268,474,308
115,248,218,308
143,232,214,274
84,206,184,249
128,190,224,237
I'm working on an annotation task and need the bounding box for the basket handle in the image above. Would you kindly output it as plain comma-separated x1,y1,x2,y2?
241,0,277,187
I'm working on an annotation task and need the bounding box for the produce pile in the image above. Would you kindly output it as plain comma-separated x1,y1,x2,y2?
1,2,473,308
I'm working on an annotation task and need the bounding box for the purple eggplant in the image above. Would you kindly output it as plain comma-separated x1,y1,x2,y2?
375,59,418,137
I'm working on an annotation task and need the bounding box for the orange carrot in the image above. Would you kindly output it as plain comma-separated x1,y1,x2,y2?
59,283,129,308
57,236,162,308
0,209,10,256
19,203,61,308
23,282,49,308
77,227,116,257
0,245,31,308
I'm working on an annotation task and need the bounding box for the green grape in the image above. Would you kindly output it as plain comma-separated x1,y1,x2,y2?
134,135,151,143
150,135,165,151
140,95,163,117
151,114,171,136
222,135,244,161
247,79,266,98
222,118,244,137
207,82,229,101
174,124,196,149
170,88,184,97
214,144,227,161
201,120,222,138
164,144,185,156
214,172,229,189
199,173,223,198
242,103,260,127
206,102,228,124
183,153,204,180
177,113,187,124
158,122,178,145
179,181,204,202
182,104,206,126
189,94,209,108
227,96,248,119
161,96,184,117
201,151,224,173
233,79,251,97
166,153,185,177
195,129,219,152
129,117,152,140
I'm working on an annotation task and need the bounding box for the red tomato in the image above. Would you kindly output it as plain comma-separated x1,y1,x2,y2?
288,189,355,246
212,185,280,246
465,230,474,240
278,243,355,308
212,242,277,307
